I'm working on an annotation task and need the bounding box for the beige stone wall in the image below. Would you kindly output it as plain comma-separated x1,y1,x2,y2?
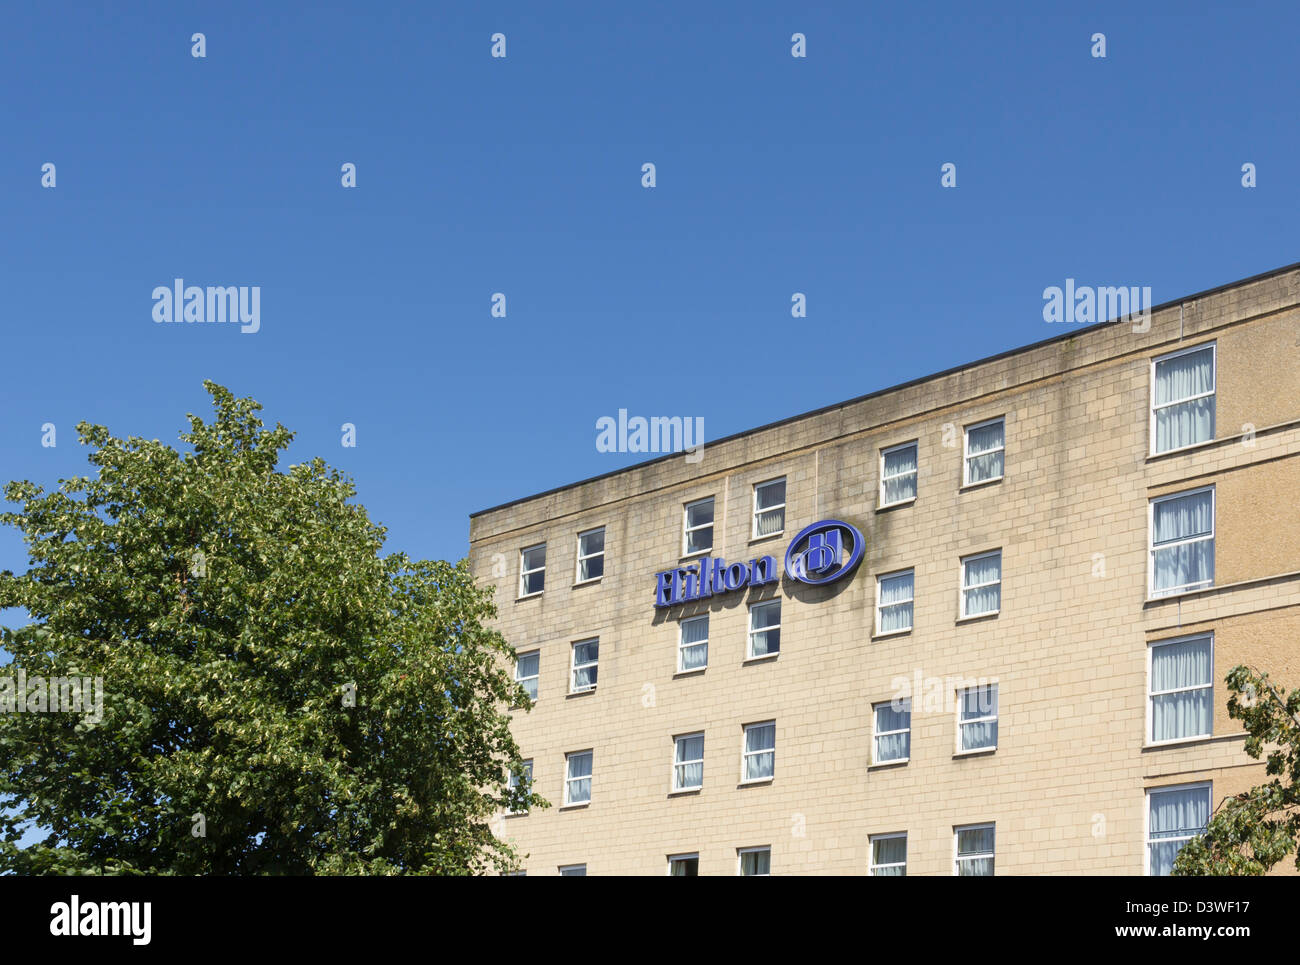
1215,459,1300,583
472,266,1300,875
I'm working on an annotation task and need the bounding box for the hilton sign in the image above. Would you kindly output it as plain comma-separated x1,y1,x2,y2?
654,519,865,607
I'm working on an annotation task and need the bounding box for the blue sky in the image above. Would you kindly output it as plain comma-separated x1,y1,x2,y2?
1,0,1296,592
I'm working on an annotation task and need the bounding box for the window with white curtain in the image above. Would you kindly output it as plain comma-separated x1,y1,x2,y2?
963,418,1005,485
958,685,998,752
753,478,786,538
668,854,699,876
880,442,918,506
514,650,539,702
507,760,532,814
1149,635,1213,743
683,497,714,555
678,615,708,672
876,569,914,634
673,733,704,791
1152,344,1216,454
1147,783,1211,876
738,847,771,876
869,833,907,876
742,721,776,782
570,638,598,692
564,751,592,805
748,600,781,658
1149,488,1215,597
961,550,1002,618
873,700,911,764
576,527,605,583
955,824,995,876
519,543,546,597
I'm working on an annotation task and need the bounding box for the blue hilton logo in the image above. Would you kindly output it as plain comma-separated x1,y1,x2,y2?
784,520,865,586
654,519,865,607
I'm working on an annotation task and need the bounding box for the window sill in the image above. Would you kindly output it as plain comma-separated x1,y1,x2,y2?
1146,437,1219,461
877,497,916,513
679,549,712,563
953,747,997,758
872,627,913,641
1146,416,1300,463
748,532,784,546
558,802,590,812
1144,572,1300,616
738,778,774,788
955,611,999,625
959,476,1003,493
566,688,597,698
742,653,779,665
868,758,909,770
1142,733,1238,752
515,592,544,602
572,578,602,589
668,787,702,798
673,667,708,679
1145,585,1213,603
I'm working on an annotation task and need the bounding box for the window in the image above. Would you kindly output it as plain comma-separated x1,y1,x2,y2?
963,418,1005,486
880,442,918,506
875,569,914,635
753,478,786,538
683,497,714,555
738,847,771,876
678,615,708,672
673,733,704,791
564,751,592,805
873,700,911,764
1150,488,1215,597
519,543,546,597
1149,635,1213,743
570,638,598,693
503,871,526,877
576,527,605,583
507,760,532,814
958,685,998,752
1147,783,1211,876
742,721,776,782
515,650,539,702
869,833,907,876
955,824,995,876
559,864,587,876
1152,343,1216,454
748,600,781,659
668,854,699,876
960,550,1001,618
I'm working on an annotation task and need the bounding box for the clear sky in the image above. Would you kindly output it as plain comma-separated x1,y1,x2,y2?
1,0,1296,594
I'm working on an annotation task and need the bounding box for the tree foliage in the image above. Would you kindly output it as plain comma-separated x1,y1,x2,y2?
1172,665,1300,876
0,382,543,875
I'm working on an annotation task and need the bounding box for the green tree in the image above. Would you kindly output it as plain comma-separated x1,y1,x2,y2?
1172,665,1300,875
0,382,543,875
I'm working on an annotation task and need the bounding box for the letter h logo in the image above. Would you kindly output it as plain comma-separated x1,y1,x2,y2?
802,530,842,574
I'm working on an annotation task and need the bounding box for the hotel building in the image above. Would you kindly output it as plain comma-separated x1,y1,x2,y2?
469,263,1300,875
